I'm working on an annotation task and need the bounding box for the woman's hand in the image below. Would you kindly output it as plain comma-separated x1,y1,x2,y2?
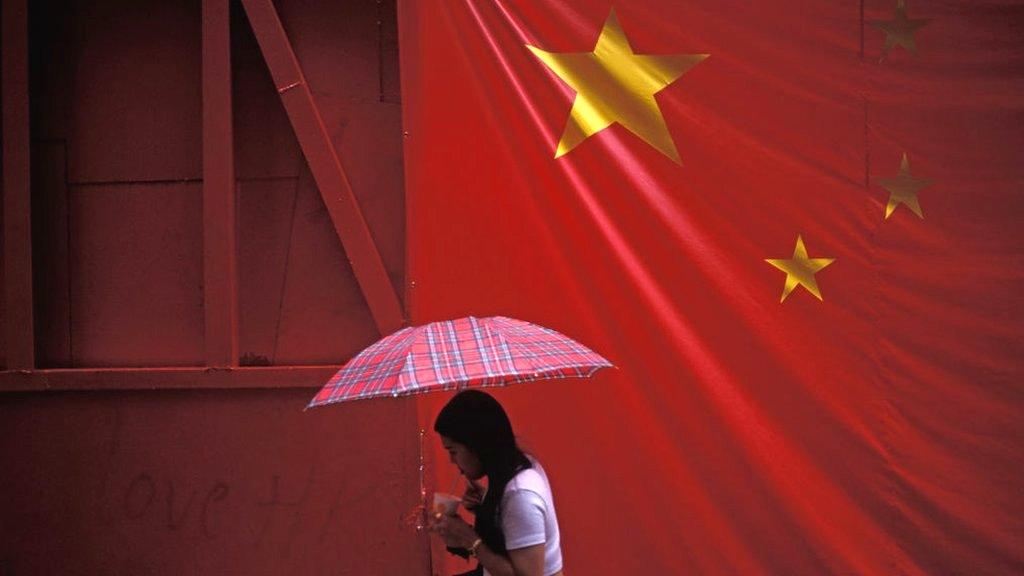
462,478,485,512
428,513,479,549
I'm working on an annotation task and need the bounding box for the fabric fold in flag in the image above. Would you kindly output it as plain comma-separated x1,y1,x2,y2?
400,1,1024,574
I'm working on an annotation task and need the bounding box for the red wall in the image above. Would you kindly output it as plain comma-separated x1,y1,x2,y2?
28,0,405,367
1,391,424,575
2,0,422,573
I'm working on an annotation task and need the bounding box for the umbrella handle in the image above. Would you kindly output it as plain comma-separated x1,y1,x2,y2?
417,428,427,531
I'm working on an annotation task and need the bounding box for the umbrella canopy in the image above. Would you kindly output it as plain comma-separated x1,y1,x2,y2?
307,316,612,407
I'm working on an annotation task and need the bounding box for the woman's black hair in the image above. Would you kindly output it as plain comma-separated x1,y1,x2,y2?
434,389,532,555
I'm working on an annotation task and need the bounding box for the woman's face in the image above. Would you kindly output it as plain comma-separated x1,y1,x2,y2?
440,436,485,480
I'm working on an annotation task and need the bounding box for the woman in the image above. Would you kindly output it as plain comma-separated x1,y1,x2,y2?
429,390,564,576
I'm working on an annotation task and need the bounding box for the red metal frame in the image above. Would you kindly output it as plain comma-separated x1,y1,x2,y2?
2,0,35,371
202,0,240,367
0,366,338,391
240,0,405,336
0,0,404,391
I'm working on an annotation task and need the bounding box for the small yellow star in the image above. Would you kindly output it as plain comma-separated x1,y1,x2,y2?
870,0,930,57
765,236,836,303
527,9,707,163
876,153,931,219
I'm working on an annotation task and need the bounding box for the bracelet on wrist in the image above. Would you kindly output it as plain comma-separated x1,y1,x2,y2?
468,538,483,557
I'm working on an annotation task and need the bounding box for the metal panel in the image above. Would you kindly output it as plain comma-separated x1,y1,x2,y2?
0,366,335,391
240,0,404,336
0,389,426,573
18,0,406,373
236,178,295,365
273,168,380,364
1,2,422,574
271,0,406,304
32,142,72,367
27,0,71,140
378,0,402,104
69,183,205,366
67,0,202,183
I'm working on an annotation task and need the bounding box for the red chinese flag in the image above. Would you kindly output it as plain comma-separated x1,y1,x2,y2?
400,1,1023,574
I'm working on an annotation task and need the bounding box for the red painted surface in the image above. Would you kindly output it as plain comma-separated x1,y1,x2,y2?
70,182,206,366
0,390,426,575
30,143,71,367
0,366,338,392
22,0,405,368
67,0,203,184
241,0,404,336
2,0,418,573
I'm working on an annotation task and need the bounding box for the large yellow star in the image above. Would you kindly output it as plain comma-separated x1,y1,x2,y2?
870,0,930,57
765,236,836,303
527,9,707,164
876,153,931,219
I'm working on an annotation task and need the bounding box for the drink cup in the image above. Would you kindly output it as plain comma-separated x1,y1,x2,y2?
433,492,460,517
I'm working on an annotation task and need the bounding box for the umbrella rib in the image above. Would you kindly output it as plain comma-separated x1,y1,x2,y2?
396,351,419,396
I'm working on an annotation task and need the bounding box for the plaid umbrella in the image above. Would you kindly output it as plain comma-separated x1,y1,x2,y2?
307,316,612,408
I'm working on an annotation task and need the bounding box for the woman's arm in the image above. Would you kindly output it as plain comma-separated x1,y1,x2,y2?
474,541,544,576
429,515,545,576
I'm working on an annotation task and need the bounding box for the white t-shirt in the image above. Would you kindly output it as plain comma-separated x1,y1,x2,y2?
482,457,563,576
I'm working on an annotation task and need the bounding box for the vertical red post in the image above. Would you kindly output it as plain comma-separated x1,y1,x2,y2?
2,0,35,370
202,0,239,367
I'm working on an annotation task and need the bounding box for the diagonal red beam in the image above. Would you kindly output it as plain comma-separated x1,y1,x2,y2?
202,0,239,367
2,0,35,370
239,0,404,336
